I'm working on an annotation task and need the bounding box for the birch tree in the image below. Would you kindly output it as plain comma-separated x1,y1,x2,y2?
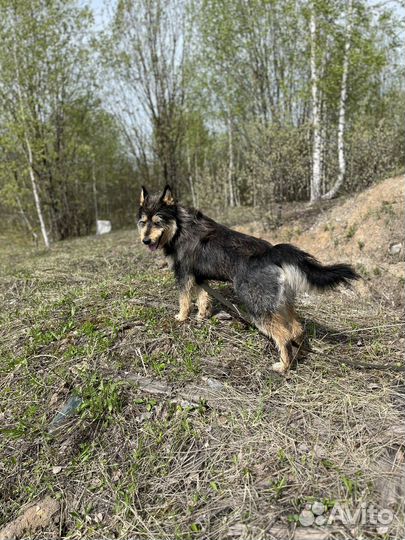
0,0,96,241
0,2,50,247
322,0,353,199
310,7,322,202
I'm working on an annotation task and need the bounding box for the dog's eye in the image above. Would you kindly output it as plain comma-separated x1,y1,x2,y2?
139,220,146,226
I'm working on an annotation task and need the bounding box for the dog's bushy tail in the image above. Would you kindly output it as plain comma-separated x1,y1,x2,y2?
270,243,359,293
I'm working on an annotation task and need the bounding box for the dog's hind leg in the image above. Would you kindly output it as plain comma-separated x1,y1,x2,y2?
286,305,304,346
256,309,294,374
196,285,212,320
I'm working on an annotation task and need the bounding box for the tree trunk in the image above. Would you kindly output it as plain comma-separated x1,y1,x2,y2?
26,139,50,248
16,192,38,246
186,146,197,207
92,162,99,222
227,115,236,207
322,0,353,200
13,36,50,249
11,11,50,248
310,10,322,202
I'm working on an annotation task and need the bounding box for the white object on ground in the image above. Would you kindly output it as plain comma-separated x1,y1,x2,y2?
96,220,112,235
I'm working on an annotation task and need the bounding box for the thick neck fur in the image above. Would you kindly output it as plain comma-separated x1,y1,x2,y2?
163,204,270,284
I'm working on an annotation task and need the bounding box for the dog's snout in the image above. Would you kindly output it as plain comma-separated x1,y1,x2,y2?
143,238,151,245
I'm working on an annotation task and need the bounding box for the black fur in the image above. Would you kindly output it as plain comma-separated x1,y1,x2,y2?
138,188,359,317
138,186,359,373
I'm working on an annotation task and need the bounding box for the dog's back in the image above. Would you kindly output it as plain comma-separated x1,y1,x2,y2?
139,185,358,373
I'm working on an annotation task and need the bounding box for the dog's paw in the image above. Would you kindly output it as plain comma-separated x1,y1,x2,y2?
271,362,288,374
196,311,211,321
175,313,188,322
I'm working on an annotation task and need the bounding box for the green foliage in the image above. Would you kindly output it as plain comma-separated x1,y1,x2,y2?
78,376,123,423
0,0,136,240
0,0,404,240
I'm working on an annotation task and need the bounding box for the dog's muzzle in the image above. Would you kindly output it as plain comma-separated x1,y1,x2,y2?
143,236,161,252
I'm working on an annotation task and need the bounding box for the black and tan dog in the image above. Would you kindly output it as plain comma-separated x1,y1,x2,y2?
138,185,359,373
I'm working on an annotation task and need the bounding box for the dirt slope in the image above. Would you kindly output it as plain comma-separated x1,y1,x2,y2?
237,175,405,306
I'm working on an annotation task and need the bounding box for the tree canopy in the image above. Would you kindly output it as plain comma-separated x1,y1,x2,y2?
0,0,403,244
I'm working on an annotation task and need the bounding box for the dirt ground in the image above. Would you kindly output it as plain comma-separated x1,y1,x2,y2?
0,177,404,539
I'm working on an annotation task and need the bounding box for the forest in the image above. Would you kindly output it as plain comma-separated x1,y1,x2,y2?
0,0,403,247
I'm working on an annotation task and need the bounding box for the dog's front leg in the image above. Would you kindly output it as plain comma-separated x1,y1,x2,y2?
175,276,195,321
196,285,212,320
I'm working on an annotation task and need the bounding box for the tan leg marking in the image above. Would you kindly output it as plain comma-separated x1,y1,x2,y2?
286,305,304,345
175,278,195,322
257,309,294,374
196,286,212,320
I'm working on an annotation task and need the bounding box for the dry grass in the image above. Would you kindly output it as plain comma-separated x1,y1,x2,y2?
0,229,404,539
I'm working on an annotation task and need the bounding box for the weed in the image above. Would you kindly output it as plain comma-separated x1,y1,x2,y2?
346,224,357,239
78,376,123,423
271,476,287,499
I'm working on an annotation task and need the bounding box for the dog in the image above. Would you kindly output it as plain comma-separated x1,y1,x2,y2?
137,185,359,373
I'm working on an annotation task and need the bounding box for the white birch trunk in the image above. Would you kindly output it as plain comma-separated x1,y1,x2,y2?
92,162,99,221
16,193,38,246
11,15,50,248
310,10,322,202
186,146,197,207
322,0,353,200
227,115,236,207
26,137,50,249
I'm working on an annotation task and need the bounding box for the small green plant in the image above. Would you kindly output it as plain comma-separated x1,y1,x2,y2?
124,288,138,299
277,448,287,463
183,342,200,374
80,321,97,336
271,476,287,499
134,397,158,411
358,240,365,250
79,376,123,422
323,498,337,510
346,224,357,239
341,474,359,497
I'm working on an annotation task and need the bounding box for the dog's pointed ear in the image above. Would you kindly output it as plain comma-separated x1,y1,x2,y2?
140,186,148,206
160,184,175,206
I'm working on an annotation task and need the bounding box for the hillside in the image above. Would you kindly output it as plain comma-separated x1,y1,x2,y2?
237,175,404,307
0,179,404,540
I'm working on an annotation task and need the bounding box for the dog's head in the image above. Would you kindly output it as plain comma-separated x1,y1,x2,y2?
137,185,178,251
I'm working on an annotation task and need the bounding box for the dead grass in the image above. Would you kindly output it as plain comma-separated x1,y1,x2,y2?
0,228,404,539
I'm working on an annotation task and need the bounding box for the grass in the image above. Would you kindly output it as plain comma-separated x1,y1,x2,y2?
0,229,404,539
